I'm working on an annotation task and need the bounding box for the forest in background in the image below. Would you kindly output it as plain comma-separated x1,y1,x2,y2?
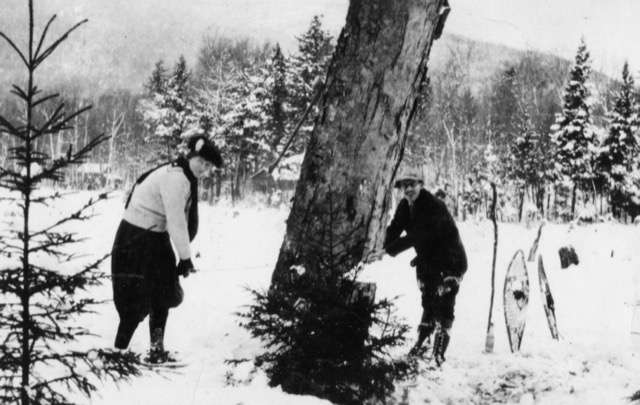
1,16,637,222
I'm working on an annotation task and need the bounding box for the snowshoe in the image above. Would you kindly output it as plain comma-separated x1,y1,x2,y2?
408,343,430,359
142,349,185,369
408,334,433,358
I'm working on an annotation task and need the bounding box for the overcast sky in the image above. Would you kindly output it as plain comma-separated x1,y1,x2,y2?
447,0,640,77
1,0,638,87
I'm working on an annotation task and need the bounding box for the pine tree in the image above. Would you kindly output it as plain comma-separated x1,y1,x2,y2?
490,66,519,160
264,44,290,156
458,88,480,179
144,60,167,96
192,36,274,199
598,61,640,217
140,55,195,162
218,66,270,200
467,142,500,219
551,39,598,218
405,76,433,168
0,3,143,404
509,106,544,220
288,15,334,154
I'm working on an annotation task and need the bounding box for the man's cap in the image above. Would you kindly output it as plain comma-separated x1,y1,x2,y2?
393,166,424,188
187,136,223,168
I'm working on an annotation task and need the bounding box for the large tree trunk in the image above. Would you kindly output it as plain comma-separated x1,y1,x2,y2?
271,0,446,285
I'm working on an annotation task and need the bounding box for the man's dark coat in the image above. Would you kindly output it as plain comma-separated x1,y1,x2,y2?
384,188,467,279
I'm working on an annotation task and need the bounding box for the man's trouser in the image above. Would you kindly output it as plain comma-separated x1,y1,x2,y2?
414,264,459,361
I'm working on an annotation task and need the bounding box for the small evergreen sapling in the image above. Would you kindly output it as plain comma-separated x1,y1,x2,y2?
0,2,144,404
238,193,416,405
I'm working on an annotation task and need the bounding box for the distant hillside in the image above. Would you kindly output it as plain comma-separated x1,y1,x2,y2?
0,3,613,99
428,33,614,97
430,33,533,81
0,0,346,95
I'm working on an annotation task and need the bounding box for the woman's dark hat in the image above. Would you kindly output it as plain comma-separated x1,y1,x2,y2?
187,136,223,168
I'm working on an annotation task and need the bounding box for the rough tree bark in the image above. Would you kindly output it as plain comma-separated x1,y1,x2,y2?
271,0,448,285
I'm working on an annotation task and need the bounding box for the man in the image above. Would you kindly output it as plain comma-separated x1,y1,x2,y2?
111,135,223,363
383,166,467,365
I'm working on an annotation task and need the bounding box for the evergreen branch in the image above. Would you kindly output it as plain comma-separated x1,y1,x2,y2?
30,298,107,320
29,194,109,238
0,32,28,67
0,318,22,334
34,19,88,68
32,92,60,109
0,167,22,182
31,133,109,184
13,150,49,163
0,229,24,244
30,190,75,205
31,103,66,137
31,371,96,402
0,115,21,137
0,267,22,295
31,85,42,98
29,348,106,365
27,319,94,343
0,348,21,370
0,310,22,328
0,195,20,203
10,84,29,101
27,385,69,405
0,178,31,195
27,235,76,254
28,258,108,295
34,104,92,138
28,349,143,401
34,14,57,59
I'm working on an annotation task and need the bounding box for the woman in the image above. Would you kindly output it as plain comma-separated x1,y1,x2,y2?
111,135,223,363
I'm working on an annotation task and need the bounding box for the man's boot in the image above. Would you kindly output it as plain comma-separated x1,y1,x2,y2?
409,321,434,356
432,325,450,366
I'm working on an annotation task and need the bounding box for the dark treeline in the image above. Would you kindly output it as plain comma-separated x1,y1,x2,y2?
0,15,335,203
1,18,638,222
406,37,639,223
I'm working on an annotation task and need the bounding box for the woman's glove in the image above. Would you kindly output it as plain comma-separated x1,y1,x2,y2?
177,258,196,278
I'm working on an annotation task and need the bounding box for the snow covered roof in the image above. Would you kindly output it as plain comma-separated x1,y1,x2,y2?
273,153,304,182
75,163,108,174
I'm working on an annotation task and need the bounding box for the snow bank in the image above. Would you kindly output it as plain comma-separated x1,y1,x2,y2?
5,191,639,404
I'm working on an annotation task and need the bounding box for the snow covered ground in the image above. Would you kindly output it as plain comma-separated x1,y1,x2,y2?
7,190,640,404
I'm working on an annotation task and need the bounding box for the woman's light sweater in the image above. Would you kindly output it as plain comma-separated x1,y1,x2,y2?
123,164,192,260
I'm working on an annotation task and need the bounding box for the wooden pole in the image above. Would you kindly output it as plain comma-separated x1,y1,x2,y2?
485,182,498,353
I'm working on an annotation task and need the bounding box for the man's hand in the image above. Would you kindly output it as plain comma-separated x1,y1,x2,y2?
437,276,461,296
365,248,386,263
177,258,197,278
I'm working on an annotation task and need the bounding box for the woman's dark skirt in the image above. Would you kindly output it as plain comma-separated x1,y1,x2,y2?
111,220,183,323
